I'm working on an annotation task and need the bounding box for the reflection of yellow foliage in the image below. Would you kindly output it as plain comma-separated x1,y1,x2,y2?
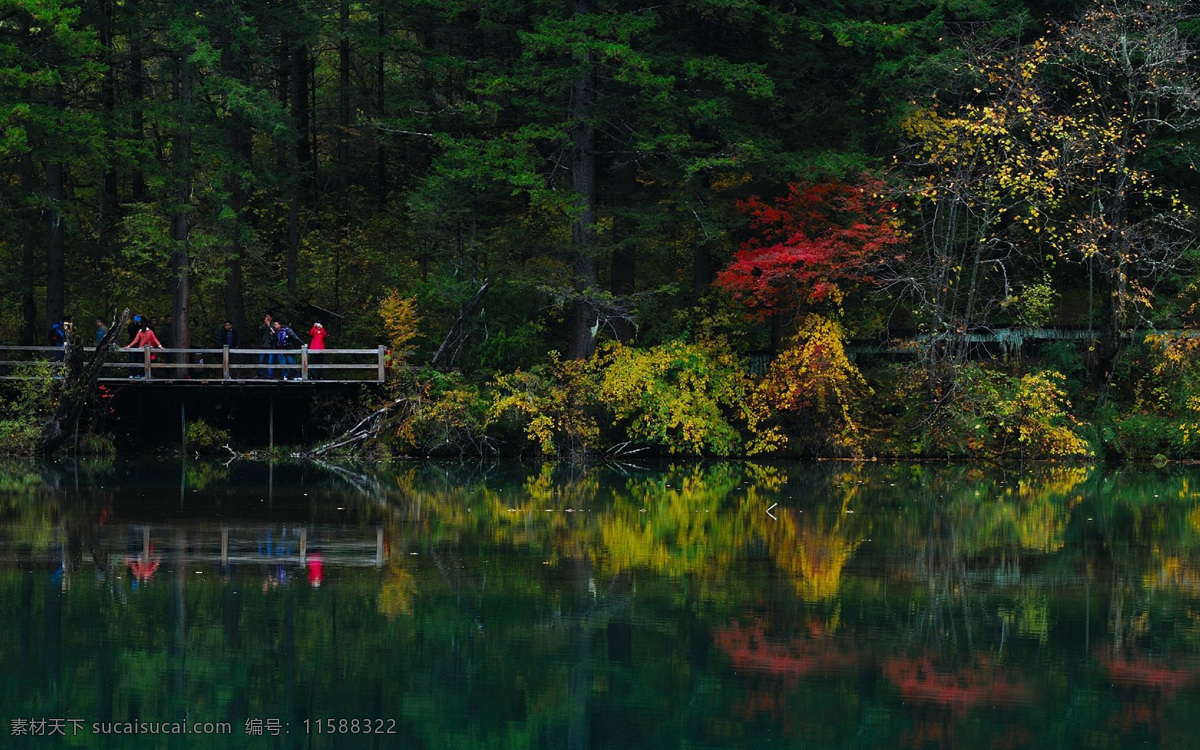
1143,555,1200,597
1014,499,1066,553
524,465,556,506
946,467,1082,554
745,462,785,491
1016,467,1088,503
379,564,417,619
469,466,602,559
598,464,745,577
766,502,860,603
1011,467,1086,552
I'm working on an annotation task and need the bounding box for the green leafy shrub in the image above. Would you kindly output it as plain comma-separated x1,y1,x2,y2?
1109,335,1200,458
488,358,600,458
1110,412,1185,458
185,418,231,453
472,320,548,374
0,421,40,454
595,339,780,457
933,366,1091,459
0,361,58,454
388,369,493,456
79,434,116,455
1036,340,1087,399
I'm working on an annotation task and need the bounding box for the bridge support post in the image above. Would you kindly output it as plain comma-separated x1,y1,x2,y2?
376,527,384,568
269,395,275,452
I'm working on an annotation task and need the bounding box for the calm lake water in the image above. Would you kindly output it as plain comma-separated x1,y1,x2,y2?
2,459,1200,748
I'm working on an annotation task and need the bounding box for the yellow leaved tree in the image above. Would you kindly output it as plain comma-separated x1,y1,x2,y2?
895,0,1200,380
756,314,871,454
379,291,421,363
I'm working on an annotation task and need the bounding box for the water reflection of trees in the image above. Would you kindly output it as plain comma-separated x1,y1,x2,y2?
8,460,1200,746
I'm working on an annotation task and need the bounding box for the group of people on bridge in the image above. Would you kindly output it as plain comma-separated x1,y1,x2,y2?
49,312,329,380
253,314,328,380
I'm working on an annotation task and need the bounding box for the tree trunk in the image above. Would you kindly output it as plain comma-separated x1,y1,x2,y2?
609,160,636,342
693,240,712,295
129,0,147,202
375,6,387,206
338,0,351,198
287,27,310,300
221,42,249,338
566,0,598,360
19,154,38,346
431,281,489,369
224,173,249,338
171,38,193,361
97,0,119,246
41,310,132,454
46,148,65,337
770,313,785,356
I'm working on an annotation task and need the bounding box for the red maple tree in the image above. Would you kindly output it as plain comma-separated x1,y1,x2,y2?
715,176,904,317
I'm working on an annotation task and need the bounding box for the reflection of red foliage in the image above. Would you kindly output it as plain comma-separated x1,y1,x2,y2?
882,657,1030,711
714,620,863,736
714,621,860,679
1101,652,1195,738
1103,654,1193,695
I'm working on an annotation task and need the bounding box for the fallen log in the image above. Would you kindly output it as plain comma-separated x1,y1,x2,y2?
41,309,132,454
307,396,409,456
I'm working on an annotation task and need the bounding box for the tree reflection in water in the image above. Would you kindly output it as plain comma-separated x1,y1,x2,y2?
3,460,1200,747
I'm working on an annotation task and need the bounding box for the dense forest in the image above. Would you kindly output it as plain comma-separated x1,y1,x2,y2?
5,0,1200,458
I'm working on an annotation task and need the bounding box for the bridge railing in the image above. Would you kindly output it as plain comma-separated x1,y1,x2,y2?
0,345,388,383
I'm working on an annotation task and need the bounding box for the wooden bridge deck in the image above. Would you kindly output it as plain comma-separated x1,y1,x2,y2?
0,345,387,384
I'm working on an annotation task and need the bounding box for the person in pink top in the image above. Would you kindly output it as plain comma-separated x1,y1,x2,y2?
308,321,327,379
123,324,163,378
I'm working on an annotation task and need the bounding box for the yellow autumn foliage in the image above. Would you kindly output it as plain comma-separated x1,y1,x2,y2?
379,290,421,359
756,314,870,454
489,357,600,457
596,339,782,457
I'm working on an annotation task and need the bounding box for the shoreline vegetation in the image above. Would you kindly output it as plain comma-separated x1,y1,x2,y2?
7,328,1200,462
4,1,1200,461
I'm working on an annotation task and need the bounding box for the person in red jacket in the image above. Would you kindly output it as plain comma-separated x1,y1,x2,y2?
308,321,327,380
123,324,163,378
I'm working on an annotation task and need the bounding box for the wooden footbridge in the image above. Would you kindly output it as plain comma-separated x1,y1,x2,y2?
0,345,387,384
